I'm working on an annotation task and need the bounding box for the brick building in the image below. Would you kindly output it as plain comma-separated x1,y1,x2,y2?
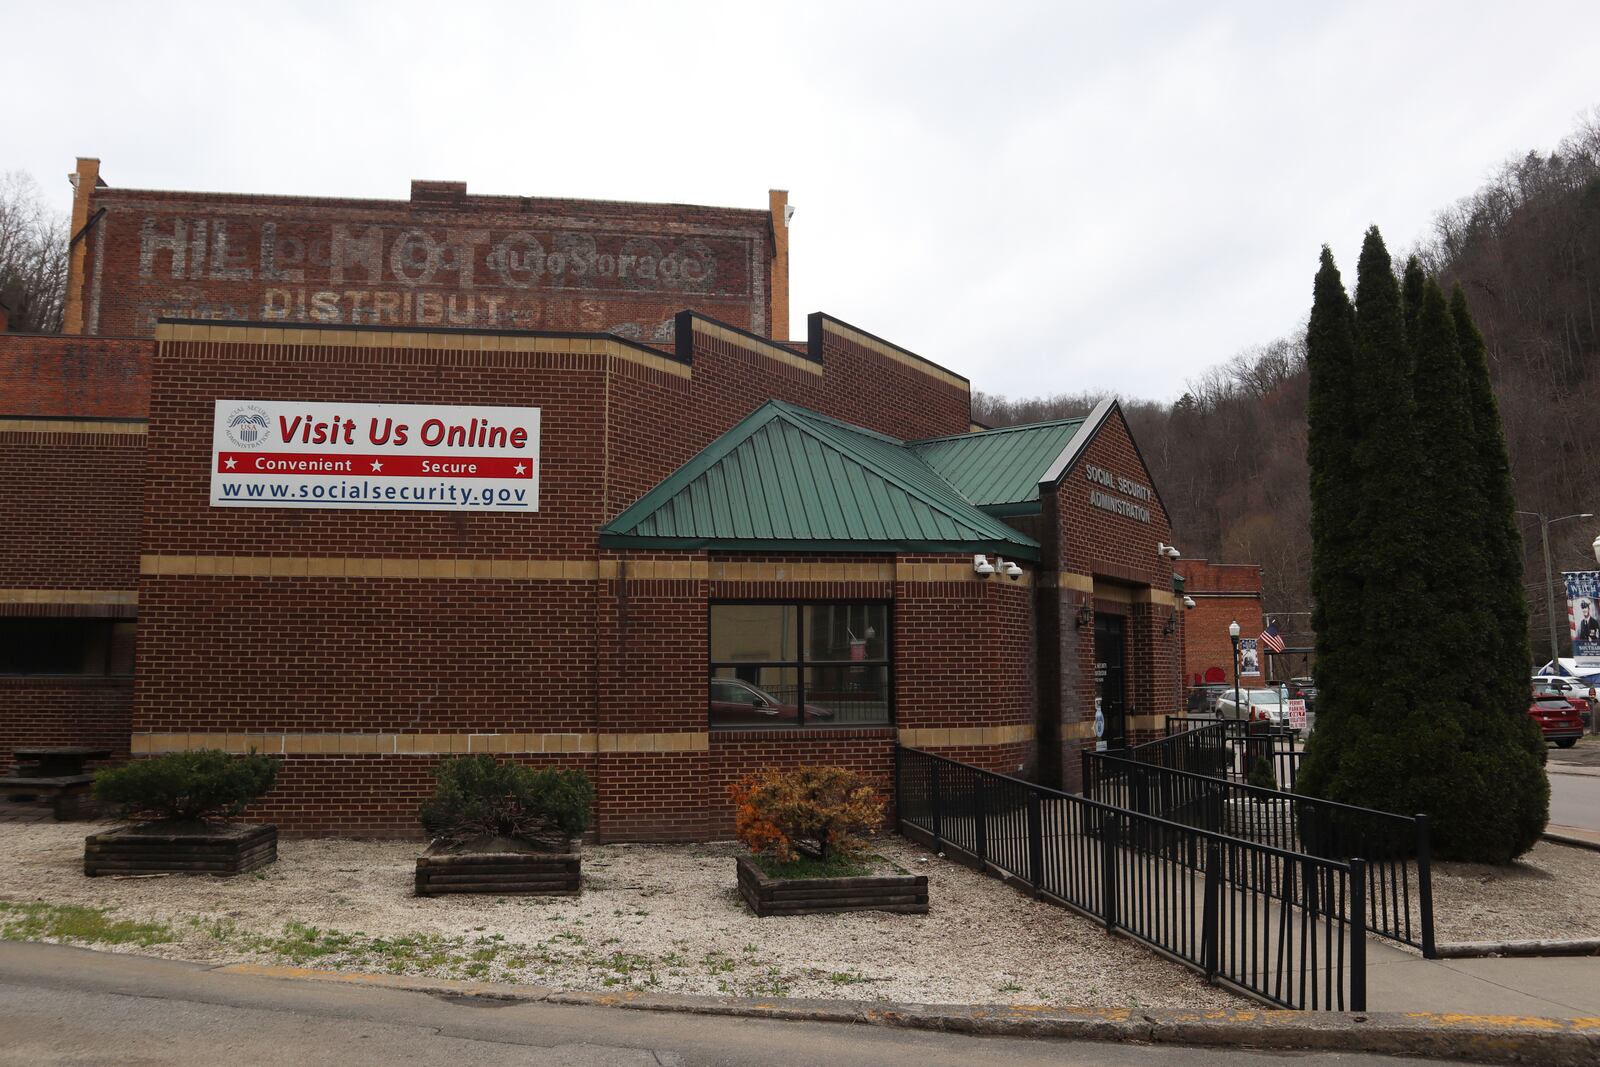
1175,559,1270,697
1,161,1189,837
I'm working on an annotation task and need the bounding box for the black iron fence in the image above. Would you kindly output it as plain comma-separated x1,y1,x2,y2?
1139,719,1304,791
897,746,1366,1011
1082,750,1435,956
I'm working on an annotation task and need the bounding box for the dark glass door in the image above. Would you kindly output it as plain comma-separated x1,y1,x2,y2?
1094,614,1127,750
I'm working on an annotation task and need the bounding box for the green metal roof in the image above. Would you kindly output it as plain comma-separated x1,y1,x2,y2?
912,418,1087,513
599,401,1039,559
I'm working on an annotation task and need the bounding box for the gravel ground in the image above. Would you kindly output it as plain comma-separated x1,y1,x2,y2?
1425,840,1600,945
0,823,1238,1010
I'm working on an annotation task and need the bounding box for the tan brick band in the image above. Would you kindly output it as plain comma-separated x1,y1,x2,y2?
0,419,146,436
1061,714,1167,741
153,322,690,379
1038,573,1094,592
693,319,820,377
820,318,968,392
140,557,1030,584
132,731,710,756
0,589,138,606
897,724,1034,748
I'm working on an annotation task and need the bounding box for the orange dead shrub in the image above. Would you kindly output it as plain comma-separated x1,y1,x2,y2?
729,766,884,863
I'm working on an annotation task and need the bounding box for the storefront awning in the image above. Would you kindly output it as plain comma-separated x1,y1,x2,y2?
599,400,1040,560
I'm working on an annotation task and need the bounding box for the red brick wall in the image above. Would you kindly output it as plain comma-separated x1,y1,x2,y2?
0,427,143,593
1039,406,1184,791
0,334,150,418
0,677,132,772
74,183,774,339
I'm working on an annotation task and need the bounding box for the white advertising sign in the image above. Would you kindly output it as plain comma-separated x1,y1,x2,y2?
211,400,540,512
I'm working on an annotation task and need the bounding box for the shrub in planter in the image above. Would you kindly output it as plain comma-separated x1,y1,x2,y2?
415,756,594,897
85,750,280,877
728,766,924,916
1247,755,1278,794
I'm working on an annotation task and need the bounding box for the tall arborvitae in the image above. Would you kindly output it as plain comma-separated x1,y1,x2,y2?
1348,229,1427,712
1297,249,1360,798
1401,256,1427,351
1300,241,1546,862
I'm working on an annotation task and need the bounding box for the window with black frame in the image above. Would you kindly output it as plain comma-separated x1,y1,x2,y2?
0,619,135,675
709,603,890,728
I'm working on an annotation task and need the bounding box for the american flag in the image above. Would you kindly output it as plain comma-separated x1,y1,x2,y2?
1259,620,1285,654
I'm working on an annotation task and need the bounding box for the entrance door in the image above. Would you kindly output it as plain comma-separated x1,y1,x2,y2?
1094,614,1127,750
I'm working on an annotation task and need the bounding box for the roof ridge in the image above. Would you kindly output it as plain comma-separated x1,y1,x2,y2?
766,406,1024,538
910,416,1087,446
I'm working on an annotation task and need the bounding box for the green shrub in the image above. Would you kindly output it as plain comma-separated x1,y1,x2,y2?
419,755,593,850
1247,756,1277,792
94,750,278,823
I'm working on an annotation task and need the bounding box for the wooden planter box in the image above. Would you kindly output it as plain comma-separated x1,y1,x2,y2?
84,823,277,877
414,841,581,897
736,855,928,916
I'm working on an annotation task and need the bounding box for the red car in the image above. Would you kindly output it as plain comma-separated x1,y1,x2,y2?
1529,688,1584,748
710,677,834,726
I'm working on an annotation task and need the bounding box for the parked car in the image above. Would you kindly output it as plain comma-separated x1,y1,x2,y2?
1532,675,1596,728
1216,686,1291,725
710,677,834,725
1528,687,1584,747
1286,676,1317,706
1186,684,1231,715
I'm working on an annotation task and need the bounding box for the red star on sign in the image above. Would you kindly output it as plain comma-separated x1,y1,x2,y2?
370,460,384,472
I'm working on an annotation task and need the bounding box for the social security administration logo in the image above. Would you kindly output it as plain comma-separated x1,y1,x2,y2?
223,404,271,449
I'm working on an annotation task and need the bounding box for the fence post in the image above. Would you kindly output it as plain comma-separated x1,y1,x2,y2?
1415,814,1437,959
893,746,903,829
974,772,989,865
1101,813,1119,933
1027,791,1044,894
1201,842,1221,982
1349,858,1367,1013
930,761,943,853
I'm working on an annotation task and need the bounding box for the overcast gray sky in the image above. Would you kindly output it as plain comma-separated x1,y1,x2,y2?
9,0,1599,400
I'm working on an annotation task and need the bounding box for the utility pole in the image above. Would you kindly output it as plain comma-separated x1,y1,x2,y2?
1517,511,1595,672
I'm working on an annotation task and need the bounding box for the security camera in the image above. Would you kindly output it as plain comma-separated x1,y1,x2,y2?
1157,542,1170,557
1165,545,1181,559
973,554,995,577
1002,561,1023,580
1182,595,1197,609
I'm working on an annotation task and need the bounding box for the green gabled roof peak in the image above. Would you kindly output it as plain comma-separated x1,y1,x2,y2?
599,400,1038,559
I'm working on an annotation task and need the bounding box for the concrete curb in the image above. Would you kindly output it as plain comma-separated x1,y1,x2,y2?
215,963,1600,1066
1544,830,1600,853
1436,939,1600,959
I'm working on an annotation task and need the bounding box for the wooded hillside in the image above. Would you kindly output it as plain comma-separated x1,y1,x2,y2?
976,111,1600,665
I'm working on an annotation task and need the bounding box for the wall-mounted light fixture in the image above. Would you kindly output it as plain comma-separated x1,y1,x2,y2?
1163,614,1176,636
1075,603,1093,628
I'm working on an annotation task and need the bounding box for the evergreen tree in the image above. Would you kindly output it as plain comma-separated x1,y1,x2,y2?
1299,248,1361,795
1401,256,1427,351
1298,235,1546,862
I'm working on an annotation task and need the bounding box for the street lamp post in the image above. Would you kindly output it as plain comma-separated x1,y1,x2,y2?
1516,510,1595,673
1229,619,1242,715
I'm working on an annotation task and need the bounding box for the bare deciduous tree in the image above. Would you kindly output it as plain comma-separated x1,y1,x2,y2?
0,171,69,333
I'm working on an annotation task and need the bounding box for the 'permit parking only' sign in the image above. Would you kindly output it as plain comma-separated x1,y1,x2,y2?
210,400,540,511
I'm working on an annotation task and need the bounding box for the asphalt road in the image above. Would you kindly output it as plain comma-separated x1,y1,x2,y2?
0,942,1460,1067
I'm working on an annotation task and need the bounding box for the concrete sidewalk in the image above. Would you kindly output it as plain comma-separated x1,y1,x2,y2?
1365,938,1600,1018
